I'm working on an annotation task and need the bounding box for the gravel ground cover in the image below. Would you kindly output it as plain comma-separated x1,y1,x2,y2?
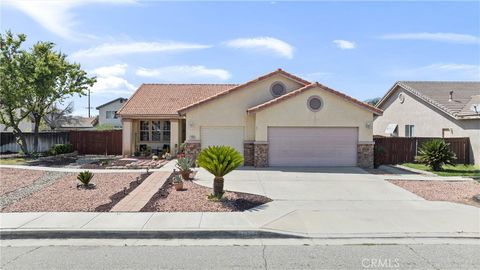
389,180,480,207
141,178,272,212
0,168,44,196
3,172,145,212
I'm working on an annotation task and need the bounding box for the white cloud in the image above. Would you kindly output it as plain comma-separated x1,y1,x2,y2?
224,37,294,59
379,32,480,44
90,64,135,95
71,42,211,59
333,40,356,49
136,66,231,82
3,0,137,41
391,63,480,80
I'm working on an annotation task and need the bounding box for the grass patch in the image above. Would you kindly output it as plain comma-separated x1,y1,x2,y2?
402,163,480,177
0,158,30,165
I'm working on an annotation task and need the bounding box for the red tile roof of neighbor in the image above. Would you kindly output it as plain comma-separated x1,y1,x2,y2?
117,84,238,117
247,82,383,115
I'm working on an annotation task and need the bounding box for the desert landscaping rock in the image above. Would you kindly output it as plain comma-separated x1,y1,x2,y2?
0,168,44,196
0,170,67,210
141,179,272,212
3,172,143,212
389,180,480,207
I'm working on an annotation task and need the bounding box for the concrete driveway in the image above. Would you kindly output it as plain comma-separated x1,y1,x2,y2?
194,167,480,237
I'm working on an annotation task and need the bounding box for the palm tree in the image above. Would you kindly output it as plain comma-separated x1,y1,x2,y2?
197,146,243,198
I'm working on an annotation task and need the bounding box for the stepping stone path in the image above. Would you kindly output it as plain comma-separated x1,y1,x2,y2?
111,171,172,212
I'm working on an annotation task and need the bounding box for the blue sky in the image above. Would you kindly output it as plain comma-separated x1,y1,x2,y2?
2,1,479,116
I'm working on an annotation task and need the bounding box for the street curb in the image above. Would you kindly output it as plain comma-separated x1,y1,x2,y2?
0,229,304,240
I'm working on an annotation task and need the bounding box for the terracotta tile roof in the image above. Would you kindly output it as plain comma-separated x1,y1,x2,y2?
177,69,310,114
247,82,383,115
377,81,480,119
117,84,238,117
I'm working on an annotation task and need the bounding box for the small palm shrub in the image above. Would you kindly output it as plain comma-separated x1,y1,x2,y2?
77,170,94,188
197,146,243,199
176,156,192,180
415,139,456,171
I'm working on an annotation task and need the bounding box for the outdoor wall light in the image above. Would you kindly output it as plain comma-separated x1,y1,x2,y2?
365,122,372,129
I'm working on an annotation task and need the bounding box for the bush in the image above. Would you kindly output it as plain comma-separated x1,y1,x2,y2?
48,144,74,155
152,155,159,161
373,145,386,168
415,139,456,171
197,146,243,198
77,170,94,187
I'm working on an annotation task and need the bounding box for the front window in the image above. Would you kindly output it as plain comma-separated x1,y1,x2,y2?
405,125,415,137
139,120,171,142
106,111,117,119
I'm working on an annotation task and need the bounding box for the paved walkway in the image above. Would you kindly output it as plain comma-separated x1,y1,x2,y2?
110,171,171,212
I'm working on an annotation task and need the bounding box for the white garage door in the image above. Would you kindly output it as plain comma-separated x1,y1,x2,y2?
201,127,244,157
268,127,358,166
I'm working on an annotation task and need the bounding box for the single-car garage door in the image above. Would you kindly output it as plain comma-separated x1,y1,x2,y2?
268,127,358,166
201,127,244,157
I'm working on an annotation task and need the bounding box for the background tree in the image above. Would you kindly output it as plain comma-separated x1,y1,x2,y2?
0,31,31,154
24,40,96,152
365,97,381,106
42,102,74,130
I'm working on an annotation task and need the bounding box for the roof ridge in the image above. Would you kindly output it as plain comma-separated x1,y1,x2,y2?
398,80,480,83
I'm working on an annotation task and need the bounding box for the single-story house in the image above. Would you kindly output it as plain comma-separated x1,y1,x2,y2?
96,97,127,128
373,81,480,165
118,69,382,167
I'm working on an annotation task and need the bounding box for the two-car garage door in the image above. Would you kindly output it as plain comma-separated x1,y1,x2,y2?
268,127,358,167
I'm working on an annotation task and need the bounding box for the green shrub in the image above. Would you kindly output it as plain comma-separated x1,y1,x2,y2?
415,139,456,171
176,156,192,172
197,146,243,198
49,144,74,155
77,170,94,186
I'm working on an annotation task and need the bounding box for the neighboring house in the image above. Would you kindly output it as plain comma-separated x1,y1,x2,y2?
54,116,98,130
118,69,382,168
96,98,127,128
0,110,34,132
373,81,480,165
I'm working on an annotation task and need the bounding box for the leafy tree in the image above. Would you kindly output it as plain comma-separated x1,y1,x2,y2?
416,139,456,171
0,31,31,154
197,146,243,198
365,97,381,106
25,41,95,152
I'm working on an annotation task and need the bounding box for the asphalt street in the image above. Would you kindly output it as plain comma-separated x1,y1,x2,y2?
1,242,479,269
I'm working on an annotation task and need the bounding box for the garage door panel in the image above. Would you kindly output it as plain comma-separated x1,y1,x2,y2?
268,127,357,167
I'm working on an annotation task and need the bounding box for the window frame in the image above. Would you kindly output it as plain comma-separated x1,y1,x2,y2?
405,125,415,137
139,120,171,142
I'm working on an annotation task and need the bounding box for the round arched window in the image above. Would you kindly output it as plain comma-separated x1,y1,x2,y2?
307,96,323,112
270,82,286,97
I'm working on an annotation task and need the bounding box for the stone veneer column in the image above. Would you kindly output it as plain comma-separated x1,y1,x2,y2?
357,143,374,168
254,142,269,167
243,141,254,166
184,140,201,161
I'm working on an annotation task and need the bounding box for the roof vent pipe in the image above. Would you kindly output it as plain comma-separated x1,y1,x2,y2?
449,91,453,102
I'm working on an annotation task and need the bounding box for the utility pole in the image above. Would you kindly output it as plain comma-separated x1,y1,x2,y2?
86,89,93,117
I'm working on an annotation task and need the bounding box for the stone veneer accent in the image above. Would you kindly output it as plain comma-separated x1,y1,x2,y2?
244,142,254,166
184,141,201,161
254,143,269,167
357,143,374,168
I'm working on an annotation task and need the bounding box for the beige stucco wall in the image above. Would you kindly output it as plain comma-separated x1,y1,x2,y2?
373,87,480,165
185,75,304,141
255,86,373,142
97,100,125,127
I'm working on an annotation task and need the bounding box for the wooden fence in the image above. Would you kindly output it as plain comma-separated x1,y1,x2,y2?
374,137,470,165
69,130,122,155
0,132,69,153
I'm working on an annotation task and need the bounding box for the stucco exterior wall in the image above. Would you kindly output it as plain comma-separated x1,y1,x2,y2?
98,100,125,127
185,75,304,141
255,86,374,142
373,88,480,164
